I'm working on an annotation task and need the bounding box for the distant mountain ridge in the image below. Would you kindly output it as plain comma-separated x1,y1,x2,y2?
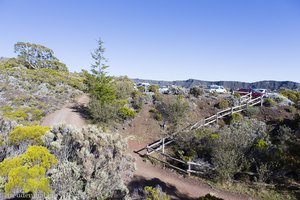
133,78,300,91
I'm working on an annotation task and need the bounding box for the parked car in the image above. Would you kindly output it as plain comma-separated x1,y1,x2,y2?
253,88,268,97
236,88,267,98
208,85,227,93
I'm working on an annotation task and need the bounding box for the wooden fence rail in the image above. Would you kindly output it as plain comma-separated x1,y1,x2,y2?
143,93,265,175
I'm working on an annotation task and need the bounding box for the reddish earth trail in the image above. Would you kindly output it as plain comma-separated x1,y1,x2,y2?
41,95,89,128
41,95,255,200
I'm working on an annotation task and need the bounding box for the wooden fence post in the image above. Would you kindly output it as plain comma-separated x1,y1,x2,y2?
188,159,191,176
260,96,263,106
231,106,233,115
216,112,219,123
146,145,149,154
162,138,165,153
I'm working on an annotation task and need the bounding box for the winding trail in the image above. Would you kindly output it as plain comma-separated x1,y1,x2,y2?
41,95,255,200
41,95,89,128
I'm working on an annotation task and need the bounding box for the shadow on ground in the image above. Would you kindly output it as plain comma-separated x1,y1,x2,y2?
69,103,92,121
128,175,198,200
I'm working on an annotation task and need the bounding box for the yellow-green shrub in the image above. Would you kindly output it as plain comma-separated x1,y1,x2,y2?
218,99,230,109
118,106,136,120
3,108,44,123
9,125,50,145
0,145,57,194
144,186,170,200
231,112,243,123
0,135,3,146
4,109,28,121
279,88,300,103
264,98,277,107
148,84,159,93
149,108,163,121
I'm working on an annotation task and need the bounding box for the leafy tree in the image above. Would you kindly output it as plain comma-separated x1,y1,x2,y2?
14,42,67,71
0,145,57,195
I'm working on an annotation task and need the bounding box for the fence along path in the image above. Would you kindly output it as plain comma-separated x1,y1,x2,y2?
137,93,264,175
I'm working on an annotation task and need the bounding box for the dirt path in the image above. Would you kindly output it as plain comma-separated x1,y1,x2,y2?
41,96,254,200
41,95,89,128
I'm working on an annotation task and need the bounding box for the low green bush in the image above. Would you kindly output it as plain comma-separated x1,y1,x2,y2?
279,88,300,103
118,106,136,120
243,106,260,118
149,108,163,121
218,99,230,109
231,112,243,123
144,186,170,200
148,84,159,93
199,194,224,200
4,109,28,121
3,107,44,122
9,125,50,145
189,87,203,98
264,98,277,107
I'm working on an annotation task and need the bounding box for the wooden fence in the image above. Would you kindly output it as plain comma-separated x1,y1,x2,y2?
142,93,265,175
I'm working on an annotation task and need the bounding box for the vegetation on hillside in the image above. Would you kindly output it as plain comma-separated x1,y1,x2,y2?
168,98,300,199
0,43,84,125
0,41,135,199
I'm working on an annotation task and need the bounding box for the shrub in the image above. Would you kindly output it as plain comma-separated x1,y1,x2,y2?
256,139,268,148
156,95,189,127
137,85,146,93
0,145,57,195
243,106,260,118
199,194,224,200
131,89,144,111
114,76,134,99
42,124,134,199
149,108,163,121
212,120,268,181
189,87,202,98
279,88,300,103
3,109,28,121
144,186,170,200
218,99,230,109
118,106,136,120
0,135,3,146
230,112,243,123
148,84,159,93
3,108,44,123
233,92,241,98
89,100,118,123
264,98,277,107
9,125,50,145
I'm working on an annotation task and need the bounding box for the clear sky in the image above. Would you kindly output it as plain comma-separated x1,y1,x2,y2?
0,0,300,82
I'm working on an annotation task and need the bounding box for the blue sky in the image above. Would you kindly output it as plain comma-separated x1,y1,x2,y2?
0,0,300,82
